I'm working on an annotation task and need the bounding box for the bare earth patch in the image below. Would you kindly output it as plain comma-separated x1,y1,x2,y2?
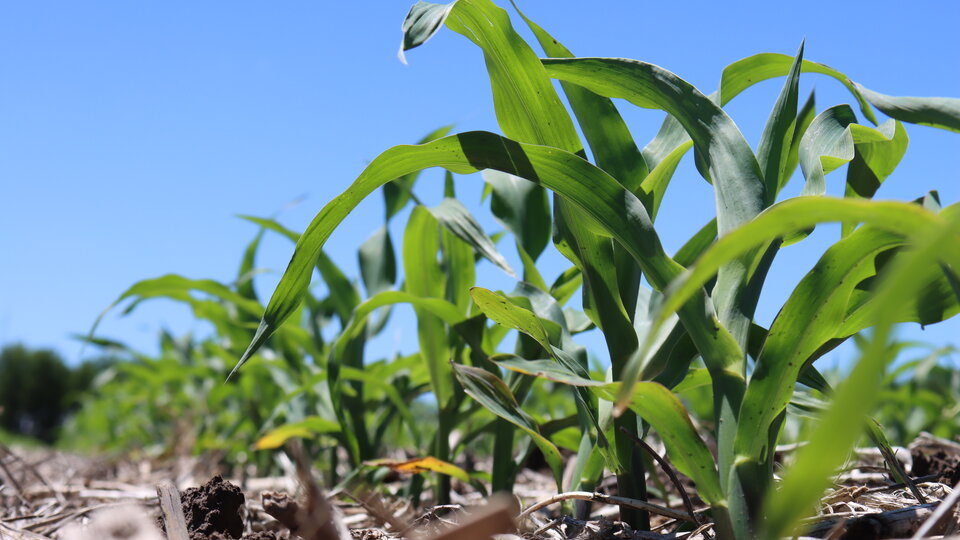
2,433,959,539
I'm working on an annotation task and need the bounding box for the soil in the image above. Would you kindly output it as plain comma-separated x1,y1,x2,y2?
2,432,959,539
174,475,263,540
911,447,960,485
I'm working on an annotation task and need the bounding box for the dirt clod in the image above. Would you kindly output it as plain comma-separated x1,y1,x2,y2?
912,448,960,485
181,475,246,539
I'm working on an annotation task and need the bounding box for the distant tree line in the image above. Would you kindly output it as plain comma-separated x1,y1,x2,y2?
0,344,112,443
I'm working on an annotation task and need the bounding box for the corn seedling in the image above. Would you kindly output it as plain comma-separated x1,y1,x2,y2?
149,1,959,538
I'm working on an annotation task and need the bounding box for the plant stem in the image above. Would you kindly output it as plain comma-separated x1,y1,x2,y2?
434,404,454,506
491,418,516,493
613,412,650,531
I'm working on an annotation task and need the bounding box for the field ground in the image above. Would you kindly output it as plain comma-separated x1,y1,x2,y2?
2,433,959,540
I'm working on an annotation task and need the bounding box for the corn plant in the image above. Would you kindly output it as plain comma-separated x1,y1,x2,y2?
80,203,425,478
233,1,960,537
83,126,583,502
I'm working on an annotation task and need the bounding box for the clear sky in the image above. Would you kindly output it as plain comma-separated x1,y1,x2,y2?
2,2,958,369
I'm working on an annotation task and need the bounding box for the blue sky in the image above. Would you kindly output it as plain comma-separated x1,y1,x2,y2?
1,2,958,369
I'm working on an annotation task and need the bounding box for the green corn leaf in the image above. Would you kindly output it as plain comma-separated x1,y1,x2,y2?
844,120,908,200
495,356,604,387
510,1,647,191
838,249,960,336
451,362,564,487
735,226,911,462
542,56,765,350
339,366,420,442
593,382,725,507
798,106,907,202
638,140,693,221
853,83,960,133
236,131,741,395
358,226,397,297
337,291,464,345
483,170,551,262
237,214,360,324
398,2,454,62
404,206,453,406
384,125,455,219
640,50,873,196
782,90,818,189
236,225,265,303
470,287,553,352
718,53,877,124
761,214,960,539
441,217,476,314
672,368,712,394
495,4,649,394
494,356,721,505
443,0,581,151
552,203,637,368
516,243,548,291
429,197,515,277
756,42,803,205
237,214,300,242
799,105,859,196
108,274,263,319
549,266,582,306
796,106,908,240
630,286,683,382
542,57,764,239
655,197,945,327
563,308,593,334
673,218,717,268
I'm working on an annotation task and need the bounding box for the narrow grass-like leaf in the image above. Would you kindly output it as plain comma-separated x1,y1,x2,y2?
444,0,581,152
429,198,515,277
105,274,263,320
238,131,742,396
655,197,945,326
339,366,419,442
237,214,360,324
441,219,476,314
452,363,564,486
236,225,265,303
384,125,455,219
404,206,453,406
494,357,604,386
761,216,960,539
510,1,647,190
549,266,582,306
718,53,877,124
638,140,693,221
735,226,909,462
673,218,717,267
837,250,960,336
358,226,397,297
516,243,548,291
470,287,553,351
782,90,818,190
542,56,764,353
854,84,960,133
483,171,551,261
756,42,804,205
592,382,725,507
542,57,764,238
